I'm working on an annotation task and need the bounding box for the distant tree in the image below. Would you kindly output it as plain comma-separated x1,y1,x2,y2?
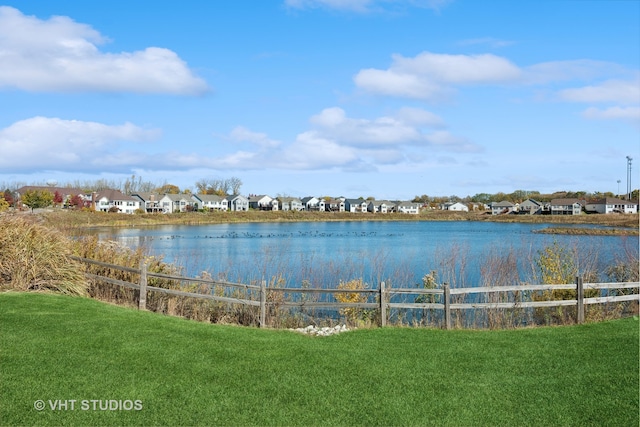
2,189,14,207
510,190,529,202
195,177,241,196
412,194,430,204
68,194,85,210
53,190,63,207
228,177,243,195
21,190,53,212
470,193,492,204
157,184,180,194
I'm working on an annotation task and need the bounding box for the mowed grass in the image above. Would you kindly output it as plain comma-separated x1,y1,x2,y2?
1,293,638,426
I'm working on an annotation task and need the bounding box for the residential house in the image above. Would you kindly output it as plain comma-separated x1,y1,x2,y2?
277,197,304,211
395,201,421,214
444,202,469,212
132,193,163,213
549,198,584,215
345,198,368,213
93,189,141,214
248,195,278,211
192,194,228,211
326,198,346,212
301,196,321,211
229,194,249,211
517,198,543,215
490,201,515,215
585,198,638,214
368,200,395,213
160,194,193,213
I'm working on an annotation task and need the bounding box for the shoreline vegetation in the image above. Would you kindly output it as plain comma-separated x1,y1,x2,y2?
21,208,640,232
1,209,638,330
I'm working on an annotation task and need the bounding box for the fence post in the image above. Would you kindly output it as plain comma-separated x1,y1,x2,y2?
576,276,584,324
443,283,451,330
379,281,386,327
139,261,147,310
260,279,267,328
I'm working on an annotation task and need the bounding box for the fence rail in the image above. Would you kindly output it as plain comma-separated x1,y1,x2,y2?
72,256,640,329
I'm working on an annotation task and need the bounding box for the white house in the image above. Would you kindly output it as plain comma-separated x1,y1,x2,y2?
395,201,421,214
445,202,469,212
248,195,278,211
491,201,515,215
192,194,228,211
585,198,638,214
132,193,163,213
93,189,141,214
277,197,303,211
160,194,193,213
326,198,346,212
549,199,583,215
368,200,394,213
229,194,249,211
345,198,368,213
301,196,321,211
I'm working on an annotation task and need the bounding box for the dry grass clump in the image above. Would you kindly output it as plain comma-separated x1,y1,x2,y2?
0,215,87,295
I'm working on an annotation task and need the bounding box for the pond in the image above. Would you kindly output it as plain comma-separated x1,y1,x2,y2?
87,220,637,288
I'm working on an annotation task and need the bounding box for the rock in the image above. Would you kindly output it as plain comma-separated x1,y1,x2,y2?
290,324,350,336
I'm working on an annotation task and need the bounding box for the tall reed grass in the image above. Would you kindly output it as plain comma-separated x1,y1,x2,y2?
0,214,87,295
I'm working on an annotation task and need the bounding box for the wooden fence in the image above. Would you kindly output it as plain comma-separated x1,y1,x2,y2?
72,256,640,329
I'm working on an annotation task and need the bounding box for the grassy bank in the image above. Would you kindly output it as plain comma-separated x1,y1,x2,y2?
1,292,638,426
25,208,640,231
533,226,639,236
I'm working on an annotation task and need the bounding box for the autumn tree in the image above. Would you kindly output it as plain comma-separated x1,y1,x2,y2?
21,190,53,212
0,196,8,212
68,194,85,210
2,190,14,207
53,190,63,207
156,184,181,194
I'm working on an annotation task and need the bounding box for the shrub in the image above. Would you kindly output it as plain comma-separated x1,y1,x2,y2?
333,278,370,326
0,215,87,295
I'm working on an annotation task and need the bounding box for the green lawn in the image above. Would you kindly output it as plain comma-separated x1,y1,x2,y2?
1,292,638,426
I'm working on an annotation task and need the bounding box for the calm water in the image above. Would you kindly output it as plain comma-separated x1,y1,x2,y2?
89,221,635,287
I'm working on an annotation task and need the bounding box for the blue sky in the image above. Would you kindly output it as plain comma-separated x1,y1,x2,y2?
1,0,638,200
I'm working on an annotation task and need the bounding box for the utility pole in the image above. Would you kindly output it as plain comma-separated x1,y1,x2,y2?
626,156,633,200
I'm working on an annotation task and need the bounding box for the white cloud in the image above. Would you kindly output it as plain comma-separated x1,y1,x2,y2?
522,60,624,85
0,6,209,94
210,107,479,171
391,52,521,84
582,106,640,122
0,116,161,172
559,79,640,105
229,126,281,148
354,51,521,100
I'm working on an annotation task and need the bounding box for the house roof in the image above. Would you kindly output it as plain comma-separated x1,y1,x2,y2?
492,201,515,207
520,198,542,207
95,189,138,202
587,197,637,205
131,192,161,202
193,194,226,202
550,198,585,206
